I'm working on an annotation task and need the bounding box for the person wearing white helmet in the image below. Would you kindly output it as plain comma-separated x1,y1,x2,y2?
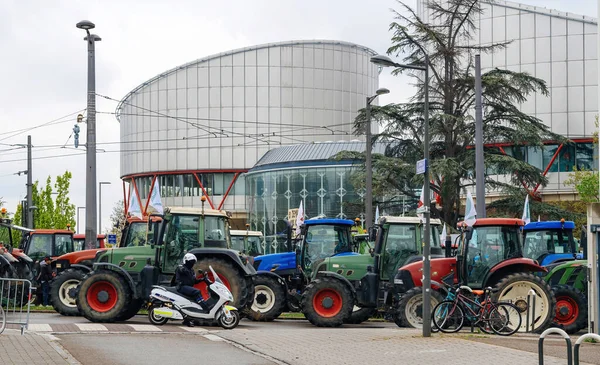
175,253,207,326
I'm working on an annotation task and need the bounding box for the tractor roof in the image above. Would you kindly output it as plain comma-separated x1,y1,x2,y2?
230,230,263,237
304,218,354,226
524,221,575,231
457,218,524,228
31,229,73,235
382,216,442,225
73,234,107,239
167,207,229,218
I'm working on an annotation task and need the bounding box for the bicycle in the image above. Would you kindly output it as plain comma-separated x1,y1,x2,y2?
0,304,5,334
432,284,522,336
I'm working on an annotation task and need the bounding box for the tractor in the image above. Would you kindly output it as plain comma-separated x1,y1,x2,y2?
294,216,444,327
230,226,264,257
49,217,162,316
75,205,256,323
73,234,107,251
523,220,582,266
0,214,35,302
247,218,358,321
393,218,556,332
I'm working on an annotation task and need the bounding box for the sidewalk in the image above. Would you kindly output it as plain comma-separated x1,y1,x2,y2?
0,329,80,365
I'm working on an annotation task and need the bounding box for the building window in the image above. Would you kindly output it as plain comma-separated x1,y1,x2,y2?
542,145,559,173
576,143,594,170
558,145,575,172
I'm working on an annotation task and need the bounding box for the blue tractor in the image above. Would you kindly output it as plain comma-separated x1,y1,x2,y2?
522,220,583,267
247,218,358,321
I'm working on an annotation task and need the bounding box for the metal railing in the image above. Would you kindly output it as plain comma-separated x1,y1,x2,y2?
539,328,600,365
0,277,32,335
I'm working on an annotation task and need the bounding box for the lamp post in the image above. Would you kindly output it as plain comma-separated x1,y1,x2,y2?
99,182,111,233
365,87,390,233
77,207,86,234
371,53,432,337
76,20,101,250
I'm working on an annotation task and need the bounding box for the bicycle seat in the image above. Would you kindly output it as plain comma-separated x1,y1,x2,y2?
471,290,485,296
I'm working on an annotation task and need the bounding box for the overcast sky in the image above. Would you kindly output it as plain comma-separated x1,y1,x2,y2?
0,0,597,232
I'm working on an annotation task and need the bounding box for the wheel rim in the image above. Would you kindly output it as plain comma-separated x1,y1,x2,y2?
405,295,424,328
498,280,549,332
251,285,276,313
58,279,80,308
555,296,579,326
86,281,118,313
312,288,343,318
150,308,165,323
220,312,237,327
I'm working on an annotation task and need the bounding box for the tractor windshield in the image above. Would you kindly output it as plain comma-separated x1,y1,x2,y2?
123,222,153,247
523,229,575,262
204,216,230,248
54,234,74,256
303,224,352,269
247,236,263,256
382,224,441,279
231,236,245,252
463,225,521,287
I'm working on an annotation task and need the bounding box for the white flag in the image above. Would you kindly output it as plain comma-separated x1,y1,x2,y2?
128,188,143,218
374,205,380,225
147,179,164,215
417,185,425,223
440,223,447,244
464,191,477,227
538,215,541,222
295,201,305,235
522,195,531,224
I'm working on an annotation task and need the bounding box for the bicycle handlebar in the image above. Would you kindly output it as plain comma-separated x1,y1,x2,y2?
459,285,473,293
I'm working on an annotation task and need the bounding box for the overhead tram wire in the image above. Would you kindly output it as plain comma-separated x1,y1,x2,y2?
0,109,86,142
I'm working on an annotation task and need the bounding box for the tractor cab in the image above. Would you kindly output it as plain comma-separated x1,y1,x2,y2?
353,233,372,254
522,220,580,266
120,216,162,248
300,219,355,274
73,234,108,251
17,229,75,263
230,228,264,257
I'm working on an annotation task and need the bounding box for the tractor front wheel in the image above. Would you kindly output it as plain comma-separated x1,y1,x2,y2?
552,285,587,334
247,274,286,321
77,270,133,323
50,269,85,316
396,287,443,328
301,277,353,327
493,273,556,333
344,306,377,324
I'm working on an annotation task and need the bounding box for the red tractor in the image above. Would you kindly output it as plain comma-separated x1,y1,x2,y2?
394,218,556,332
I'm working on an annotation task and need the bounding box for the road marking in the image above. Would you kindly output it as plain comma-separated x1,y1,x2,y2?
178,326,209,333
203,334,224,341
128,324,162,332
28,324,53,332
74,323,108,331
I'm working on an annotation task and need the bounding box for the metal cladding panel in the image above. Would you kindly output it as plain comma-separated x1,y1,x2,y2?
118,40,379,178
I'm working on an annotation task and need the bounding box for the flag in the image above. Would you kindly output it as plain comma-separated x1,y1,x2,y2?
464,191,477,227
128,188,143,218
147,179,164,215
417,185,425,223
538,215,541,222
521,195,531,224
295,201,305,235
374,205,380,225
440,223,447,244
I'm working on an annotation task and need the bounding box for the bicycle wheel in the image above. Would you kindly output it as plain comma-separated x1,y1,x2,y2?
0,305,5,334
432,300,464,333
488,303,522,336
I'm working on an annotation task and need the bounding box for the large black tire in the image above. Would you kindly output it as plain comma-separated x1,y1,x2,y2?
247,274,286,321
301,277,354,327
193,258,251,311
344,307,377,324
493,272,556,333
50,269,85,316
115,298,143,322
552,285,587,334
396,287,444,328
76,270,133,323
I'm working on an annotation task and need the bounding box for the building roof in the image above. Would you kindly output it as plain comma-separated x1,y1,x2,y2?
250,141,387,171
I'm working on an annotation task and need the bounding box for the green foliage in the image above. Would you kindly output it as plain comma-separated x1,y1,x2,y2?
11,203,23,244
108,200,126,241
564,170,599,203
344,0,563,227
53,171,76,229
30,171,76,230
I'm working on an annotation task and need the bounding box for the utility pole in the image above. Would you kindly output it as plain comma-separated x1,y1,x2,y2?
77,20,101,250
474,55,486,217
27,135,33,229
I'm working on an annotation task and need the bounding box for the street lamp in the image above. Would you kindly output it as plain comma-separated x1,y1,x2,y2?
76,20,101,251
77,207,86,234
99,182,111,233
365,87,390,234
371,52,432,337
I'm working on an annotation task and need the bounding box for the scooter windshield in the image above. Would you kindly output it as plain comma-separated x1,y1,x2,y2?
209,266,224,285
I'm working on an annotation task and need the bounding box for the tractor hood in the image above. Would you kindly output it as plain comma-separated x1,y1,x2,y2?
57,249,106,265
313,252,369,281
253,252,297,272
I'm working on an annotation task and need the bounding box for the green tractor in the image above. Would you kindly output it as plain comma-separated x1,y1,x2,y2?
298,216,445,327
76,206,256,323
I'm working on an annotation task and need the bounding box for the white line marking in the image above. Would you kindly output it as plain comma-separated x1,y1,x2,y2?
203,334,224,341
128,324,162,332
27,324,53,332
74,323,108,331
178,326,209,333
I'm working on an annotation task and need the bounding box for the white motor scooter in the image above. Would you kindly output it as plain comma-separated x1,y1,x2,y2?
148,266,240,329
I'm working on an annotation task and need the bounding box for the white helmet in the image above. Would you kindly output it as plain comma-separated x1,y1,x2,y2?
183,253,197,265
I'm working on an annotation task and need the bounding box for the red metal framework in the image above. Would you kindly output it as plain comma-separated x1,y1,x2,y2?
122,169,247,216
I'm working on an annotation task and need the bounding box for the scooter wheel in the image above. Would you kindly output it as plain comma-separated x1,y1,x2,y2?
148,307,169,326
218,310,240,330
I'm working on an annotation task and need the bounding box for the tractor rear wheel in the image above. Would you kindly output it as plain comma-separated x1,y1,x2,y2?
301,277,353,327
77,270,133,323
344,306,377,324
50,269,85,316
247,274,286,321
552,285,587,334
115,298,144,322
396,287,444,328
493,273,556,333
193,258,250,311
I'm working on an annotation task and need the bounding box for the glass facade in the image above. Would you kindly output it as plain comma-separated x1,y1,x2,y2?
246,164,364,253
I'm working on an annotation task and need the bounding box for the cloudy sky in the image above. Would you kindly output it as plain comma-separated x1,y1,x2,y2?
0,0,597,232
